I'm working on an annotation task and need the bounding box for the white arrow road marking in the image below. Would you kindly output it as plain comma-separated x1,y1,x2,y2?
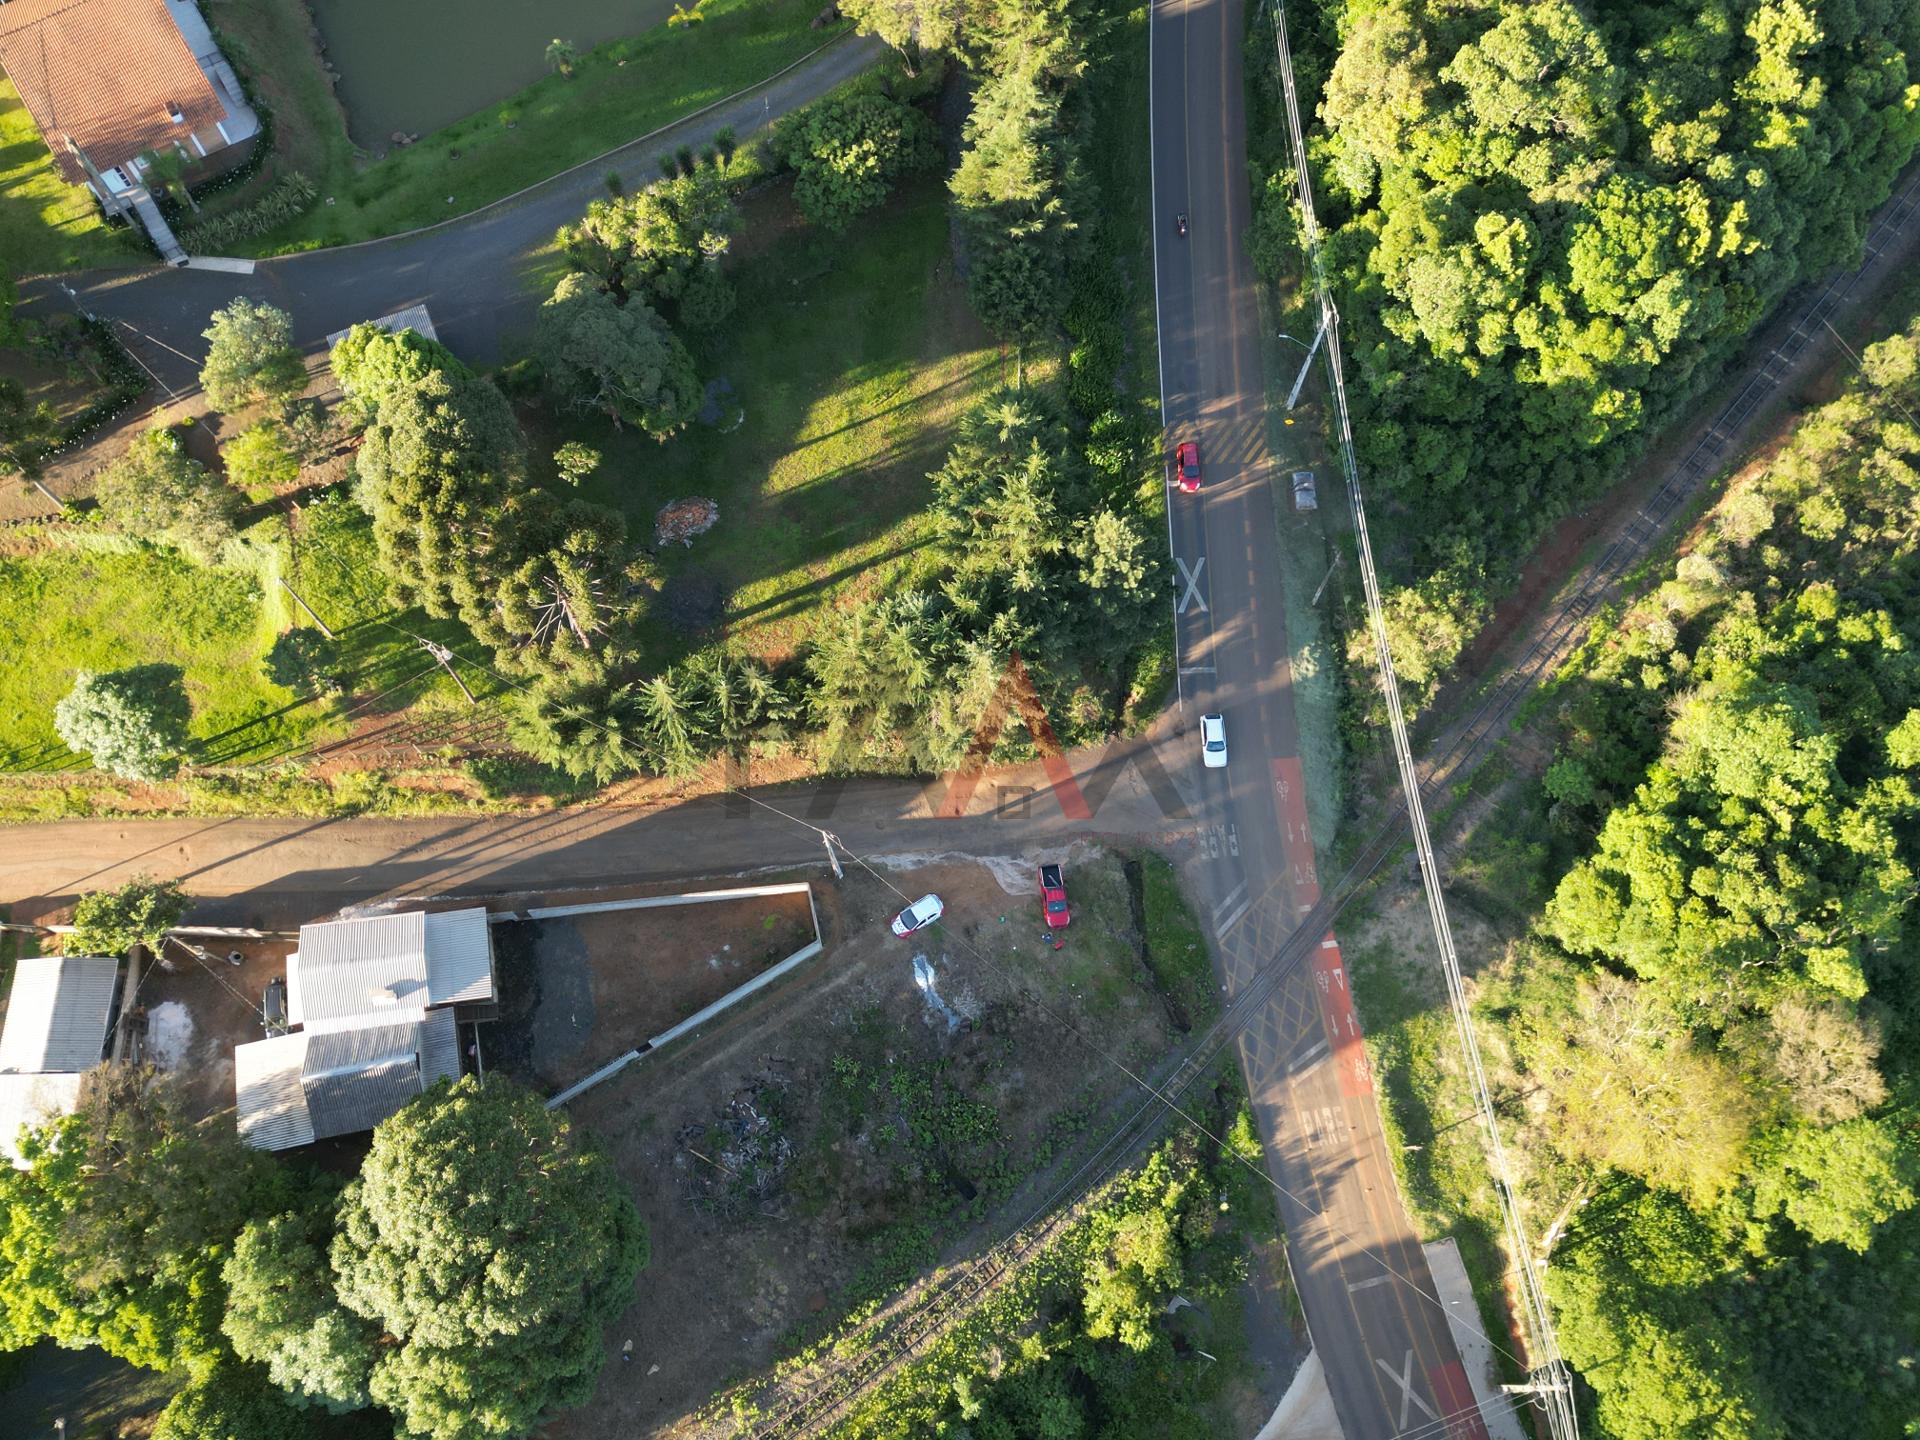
1376,1350,1439,1429
1175,556,1208,613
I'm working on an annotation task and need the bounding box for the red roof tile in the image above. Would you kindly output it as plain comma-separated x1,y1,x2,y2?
0,0,228,186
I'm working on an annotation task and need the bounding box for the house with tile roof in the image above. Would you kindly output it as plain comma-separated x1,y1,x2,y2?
234,908,496,1151
0,0,260,258
0,955,120,1167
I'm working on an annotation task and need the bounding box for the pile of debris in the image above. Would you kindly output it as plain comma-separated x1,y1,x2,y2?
655,496,720,549
676,1077,792,1218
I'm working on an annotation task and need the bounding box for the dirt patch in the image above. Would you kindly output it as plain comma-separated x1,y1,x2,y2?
487,888,819,1091
552,850,1183,1439
126,935,293,1122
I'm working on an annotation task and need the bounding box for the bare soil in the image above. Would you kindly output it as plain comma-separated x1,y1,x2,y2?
488,887,822,1091
546,851,1187,1439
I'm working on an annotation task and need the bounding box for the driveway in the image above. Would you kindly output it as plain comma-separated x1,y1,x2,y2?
16,34,887,392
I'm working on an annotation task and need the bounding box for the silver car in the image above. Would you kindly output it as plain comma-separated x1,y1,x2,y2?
1291,469,1318,512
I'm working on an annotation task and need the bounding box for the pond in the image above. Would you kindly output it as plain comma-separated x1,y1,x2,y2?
309,0,684,145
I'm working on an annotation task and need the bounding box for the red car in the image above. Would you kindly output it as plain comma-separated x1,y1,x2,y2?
1173,440,1201,493
1038,863,1071,929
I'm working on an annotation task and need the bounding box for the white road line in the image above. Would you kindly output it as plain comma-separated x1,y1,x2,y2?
1290,1036,1329,1073
1216,897,1252,936
1346,1273,1393,1294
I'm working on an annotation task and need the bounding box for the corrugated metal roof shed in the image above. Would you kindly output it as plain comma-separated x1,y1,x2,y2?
234,1033,314,1152
419,1006,459,1086
291,911,429,1032
0,956,118,1074
424,909,494,1007
0,1071,87,1168
290,908,493,1033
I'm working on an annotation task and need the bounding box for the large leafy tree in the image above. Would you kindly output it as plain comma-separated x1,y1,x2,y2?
0,1066,292,1373
95,425,244,563
840,0,973,71
458,495,638,681
69,875,189,956
54,664,191,780
329,1077,648,1440
151,1362,315,1440
223,1210,379,1413
774,91,941,231
557,169,739,321
534,274,700,435
350,353,523,617
199,298,306,414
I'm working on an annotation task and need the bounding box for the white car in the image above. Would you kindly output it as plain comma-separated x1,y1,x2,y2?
890,893,945,936
1200,713,1228,769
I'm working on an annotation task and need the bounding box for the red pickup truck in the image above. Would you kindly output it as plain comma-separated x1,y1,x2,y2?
1039,863,1071,929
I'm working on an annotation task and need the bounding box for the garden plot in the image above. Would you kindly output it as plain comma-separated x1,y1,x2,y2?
552,848,1194,1438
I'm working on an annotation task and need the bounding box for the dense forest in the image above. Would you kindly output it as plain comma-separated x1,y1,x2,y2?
1277,0,1920,702
1468,316,1920,1438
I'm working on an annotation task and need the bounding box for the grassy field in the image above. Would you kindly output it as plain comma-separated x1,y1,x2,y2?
0,543,299,766
227,0,846,253
0,81,140,279
0,497,491,777
528,172,1009,663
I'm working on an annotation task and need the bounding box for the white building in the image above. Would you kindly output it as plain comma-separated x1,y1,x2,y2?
0,956,119,1167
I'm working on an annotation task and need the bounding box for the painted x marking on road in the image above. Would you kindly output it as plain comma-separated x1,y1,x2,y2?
1175,555,1208,613
1376,1349,1440,1430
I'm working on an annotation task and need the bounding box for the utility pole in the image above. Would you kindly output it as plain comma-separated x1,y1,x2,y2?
821,830,845,881
1284,312,1329,413
1310,549,1341,606
278,577,335,637
421,640,477,704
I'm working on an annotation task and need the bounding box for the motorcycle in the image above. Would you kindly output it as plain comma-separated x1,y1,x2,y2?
1175,212,1188,237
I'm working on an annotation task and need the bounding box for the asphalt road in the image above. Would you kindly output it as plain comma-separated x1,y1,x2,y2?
1149,2,1490,1436
0,739,1193,929
17,35,886,392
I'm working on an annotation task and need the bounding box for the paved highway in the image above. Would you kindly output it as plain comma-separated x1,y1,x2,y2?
1148,1,1490,1435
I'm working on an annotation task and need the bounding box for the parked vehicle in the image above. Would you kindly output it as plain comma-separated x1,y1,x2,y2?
1038,864,1072,929
1291,469,1318,512
1173,439,1202,493
890,893,945,936
1200,712,1229,769
262,976,289,1037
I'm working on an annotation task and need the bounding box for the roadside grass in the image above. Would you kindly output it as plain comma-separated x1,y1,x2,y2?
525,172,1008,664
1136,851,1219,1026
243,0,849,254
1347,922,1527,1388
0,81,140,279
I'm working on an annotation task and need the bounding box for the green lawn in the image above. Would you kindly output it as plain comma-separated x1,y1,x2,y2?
0,545,300,766
527,172,1009,663
0,81,140,279
237,0,849,253
0,499,491,774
